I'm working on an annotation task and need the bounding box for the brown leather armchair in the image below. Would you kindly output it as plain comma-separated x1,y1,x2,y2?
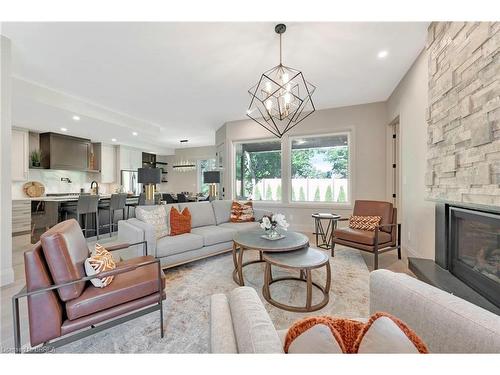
332,200,401,270
12,219,165,353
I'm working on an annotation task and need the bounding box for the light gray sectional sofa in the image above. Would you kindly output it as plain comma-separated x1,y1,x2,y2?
117,200,271,268
210,270,500,353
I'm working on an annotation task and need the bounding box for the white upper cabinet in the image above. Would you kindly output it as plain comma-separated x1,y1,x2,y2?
11,129,29,181
101,144,117,183
118,146,143,171
130,149,143,170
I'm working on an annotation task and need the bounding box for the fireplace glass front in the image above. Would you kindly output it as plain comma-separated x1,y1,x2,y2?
450,207,500,308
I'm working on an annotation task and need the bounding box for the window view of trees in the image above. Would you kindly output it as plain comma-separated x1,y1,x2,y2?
234,134,349,203
291,134,349,203
235,140,281,201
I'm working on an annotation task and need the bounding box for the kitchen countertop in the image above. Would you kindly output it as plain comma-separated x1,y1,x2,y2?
14,194,139,202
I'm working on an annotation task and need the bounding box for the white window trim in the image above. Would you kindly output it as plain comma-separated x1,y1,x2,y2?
230,129,355,210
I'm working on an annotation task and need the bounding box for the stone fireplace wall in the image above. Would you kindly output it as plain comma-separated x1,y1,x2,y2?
426,22,500,206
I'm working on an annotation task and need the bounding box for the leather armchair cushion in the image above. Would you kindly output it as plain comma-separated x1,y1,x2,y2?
334,227,391,246
25,244,63,346
353,201,393,233
65,256,164,320
40,219,90,301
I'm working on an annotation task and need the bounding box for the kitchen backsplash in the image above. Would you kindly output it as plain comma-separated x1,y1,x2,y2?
12,169,117,199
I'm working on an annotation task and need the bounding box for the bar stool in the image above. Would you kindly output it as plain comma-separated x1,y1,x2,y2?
101,193,127,237
77,195,100,240
163,193,176,204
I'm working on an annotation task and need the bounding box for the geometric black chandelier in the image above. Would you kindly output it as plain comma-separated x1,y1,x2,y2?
246,23,316,138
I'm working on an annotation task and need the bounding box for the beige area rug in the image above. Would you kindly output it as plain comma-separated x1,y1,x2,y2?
58,246,369,353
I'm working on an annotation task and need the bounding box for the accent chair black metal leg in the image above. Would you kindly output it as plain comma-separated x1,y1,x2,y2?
159,300,164,338
374,227,379,270
12,296,21,353
157,261,164,338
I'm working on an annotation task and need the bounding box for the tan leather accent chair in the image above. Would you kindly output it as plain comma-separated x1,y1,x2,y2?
12,219,165,353
332,200,401,270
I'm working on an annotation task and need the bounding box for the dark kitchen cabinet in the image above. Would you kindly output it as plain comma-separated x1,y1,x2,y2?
142,152,156,168
40,133,92,171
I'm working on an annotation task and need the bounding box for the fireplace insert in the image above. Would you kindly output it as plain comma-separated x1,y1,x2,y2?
449,207,500,308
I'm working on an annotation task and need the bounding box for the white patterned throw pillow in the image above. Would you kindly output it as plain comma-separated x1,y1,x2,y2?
135,205,169,239
84,244,116,288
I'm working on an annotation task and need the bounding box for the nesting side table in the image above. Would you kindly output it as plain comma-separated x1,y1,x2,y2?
311,213,341,256
262,247,331,313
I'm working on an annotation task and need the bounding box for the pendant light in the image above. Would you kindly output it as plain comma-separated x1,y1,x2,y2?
246,24,316,138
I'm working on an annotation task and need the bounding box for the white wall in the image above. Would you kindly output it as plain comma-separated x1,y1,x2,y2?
158,146,216,193
386,49,435,259
220,102,388,232
1,36,14,286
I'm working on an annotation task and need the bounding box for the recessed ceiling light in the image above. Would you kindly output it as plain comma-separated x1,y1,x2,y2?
72,115,80,121
132,132,138,136
111,138,117,142
377,50,388,59
60,127,68,132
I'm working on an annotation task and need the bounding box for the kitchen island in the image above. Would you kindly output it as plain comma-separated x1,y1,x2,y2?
30,193,140,242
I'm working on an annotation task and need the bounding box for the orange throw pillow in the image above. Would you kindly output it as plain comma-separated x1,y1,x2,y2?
348,215,381,231
170,207,191,235
284,312,429,354
230,201,255,222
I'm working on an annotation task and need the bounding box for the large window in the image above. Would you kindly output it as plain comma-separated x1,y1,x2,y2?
235,140,282,201
290,134,350,203
198,158,216,195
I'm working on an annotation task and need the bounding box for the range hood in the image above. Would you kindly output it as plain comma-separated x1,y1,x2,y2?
39,132,100,172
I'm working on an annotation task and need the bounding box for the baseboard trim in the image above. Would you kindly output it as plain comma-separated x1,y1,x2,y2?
405,245,420,258
1,267,14,286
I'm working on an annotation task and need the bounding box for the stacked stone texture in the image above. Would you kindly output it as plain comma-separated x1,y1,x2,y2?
427,22,500,206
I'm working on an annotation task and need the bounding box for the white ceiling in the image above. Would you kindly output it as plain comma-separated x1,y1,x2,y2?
2,22,428,153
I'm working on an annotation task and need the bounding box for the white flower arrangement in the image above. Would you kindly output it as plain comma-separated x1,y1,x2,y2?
260,213,289,231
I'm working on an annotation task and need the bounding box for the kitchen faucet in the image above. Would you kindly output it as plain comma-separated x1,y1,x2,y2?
90,180,99,195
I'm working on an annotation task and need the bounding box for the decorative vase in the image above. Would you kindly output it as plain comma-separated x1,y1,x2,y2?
267,225,280,239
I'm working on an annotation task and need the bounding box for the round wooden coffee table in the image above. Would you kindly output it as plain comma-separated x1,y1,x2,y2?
262,247,331,312
232,230,309,286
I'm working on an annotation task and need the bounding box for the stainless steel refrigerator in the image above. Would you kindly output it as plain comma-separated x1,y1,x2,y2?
121,170,141,195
